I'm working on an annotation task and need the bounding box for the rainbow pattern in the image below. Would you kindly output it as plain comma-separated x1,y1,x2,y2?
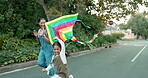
45,13,78,44
45,13,98,44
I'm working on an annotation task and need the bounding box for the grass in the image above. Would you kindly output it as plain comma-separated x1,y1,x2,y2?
118,39,139,41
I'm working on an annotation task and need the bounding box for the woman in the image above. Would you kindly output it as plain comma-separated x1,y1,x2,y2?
33,18,55,77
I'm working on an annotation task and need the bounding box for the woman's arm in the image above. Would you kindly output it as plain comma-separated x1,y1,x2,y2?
33,30,39,42
43,35,51,43
42,29,51,43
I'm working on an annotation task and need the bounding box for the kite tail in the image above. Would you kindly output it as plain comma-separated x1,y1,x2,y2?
71,34,98,44
77,20,91,29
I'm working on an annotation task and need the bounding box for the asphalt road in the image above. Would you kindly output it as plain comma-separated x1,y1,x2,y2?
0,40,148,78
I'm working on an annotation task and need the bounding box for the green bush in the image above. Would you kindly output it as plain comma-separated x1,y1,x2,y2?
0,34,11,50
0,37,39,67
111,32,125,39
0,33,117,67
66,34,117,53
103,35,117,44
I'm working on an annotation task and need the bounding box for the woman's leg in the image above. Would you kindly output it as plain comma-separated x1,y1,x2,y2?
37,50,47,68
45,50,55,76
48,67,55,77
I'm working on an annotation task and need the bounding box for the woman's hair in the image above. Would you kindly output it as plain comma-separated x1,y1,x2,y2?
52,41,61,49
39,18,46,22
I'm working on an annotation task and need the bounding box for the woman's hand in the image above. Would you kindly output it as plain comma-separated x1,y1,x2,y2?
33,30,38,37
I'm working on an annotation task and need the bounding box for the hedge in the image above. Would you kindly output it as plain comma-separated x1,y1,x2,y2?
0,34,116,67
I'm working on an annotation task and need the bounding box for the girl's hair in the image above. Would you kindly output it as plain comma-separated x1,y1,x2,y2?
52,41,61,49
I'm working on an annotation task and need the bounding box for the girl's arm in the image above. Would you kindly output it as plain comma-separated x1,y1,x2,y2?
42,56,54,72
45,63,54,71
55,37,67,64
42,55,54,72
45,56,54,71
42,63,54,72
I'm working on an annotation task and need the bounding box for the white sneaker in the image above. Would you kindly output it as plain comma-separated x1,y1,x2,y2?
51,75,61,78
47,71,50,75
69,75,74,78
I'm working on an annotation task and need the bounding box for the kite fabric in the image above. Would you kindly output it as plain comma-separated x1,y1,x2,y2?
45,13,98,44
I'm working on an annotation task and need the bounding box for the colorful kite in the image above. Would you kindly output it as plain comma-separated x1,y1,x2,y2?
45,13,98,44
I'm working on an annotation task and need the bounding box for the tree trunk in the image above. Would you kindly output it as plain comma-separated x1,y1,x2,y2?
58,0,62,16
142,34,145,40
36,0,50,21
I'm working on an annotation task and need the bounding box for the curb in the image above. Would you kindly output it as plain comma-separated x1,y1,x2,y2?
0,60,37,74
0,44,118,74
69,44,118,58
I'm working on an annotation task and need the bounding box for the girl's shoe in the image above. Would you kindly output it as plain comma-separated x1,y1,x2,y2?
69,75,74,78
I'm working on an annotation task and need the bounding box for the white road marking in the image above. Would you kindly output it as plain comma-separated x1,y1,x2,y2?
0,65,37,76
121,43,146,46
131,44,147,62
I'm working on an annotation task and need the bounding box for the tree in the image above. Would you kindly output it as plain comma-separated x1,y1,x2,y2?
118,23,129,30
94,0,148,20
112,32,125,39
1,0,148,39
36,0,148,31
36,0,50,21
0,0,46,39
127,13,148,39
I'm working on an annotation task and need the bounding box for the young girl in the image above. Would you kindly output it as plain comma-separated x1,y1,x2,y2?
42,37,74,78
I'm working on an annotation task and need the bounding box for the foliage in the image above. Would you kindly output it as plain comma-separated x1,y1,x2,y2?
0,36,39,67
66,34,117,53
0,0,46,39
127,13,148,39
0,33,117,67
103,35,117,43
121,39,138,41
0,34,10,50
118,23,129,30
94,0,148,21
0,0,119,66
111,32,125,39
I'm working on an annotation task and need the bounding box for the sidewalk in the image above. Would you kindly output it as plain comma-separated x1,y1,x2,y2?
0,44,118,74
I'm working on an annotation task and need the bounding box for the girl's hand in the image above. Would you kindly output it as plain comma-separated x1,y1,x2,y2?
54,36,59,40
33,30,38,37
42,69,47,72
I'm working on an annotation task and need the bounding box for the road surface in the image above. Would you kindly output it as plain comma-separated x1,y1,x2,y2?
0,40,148,78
